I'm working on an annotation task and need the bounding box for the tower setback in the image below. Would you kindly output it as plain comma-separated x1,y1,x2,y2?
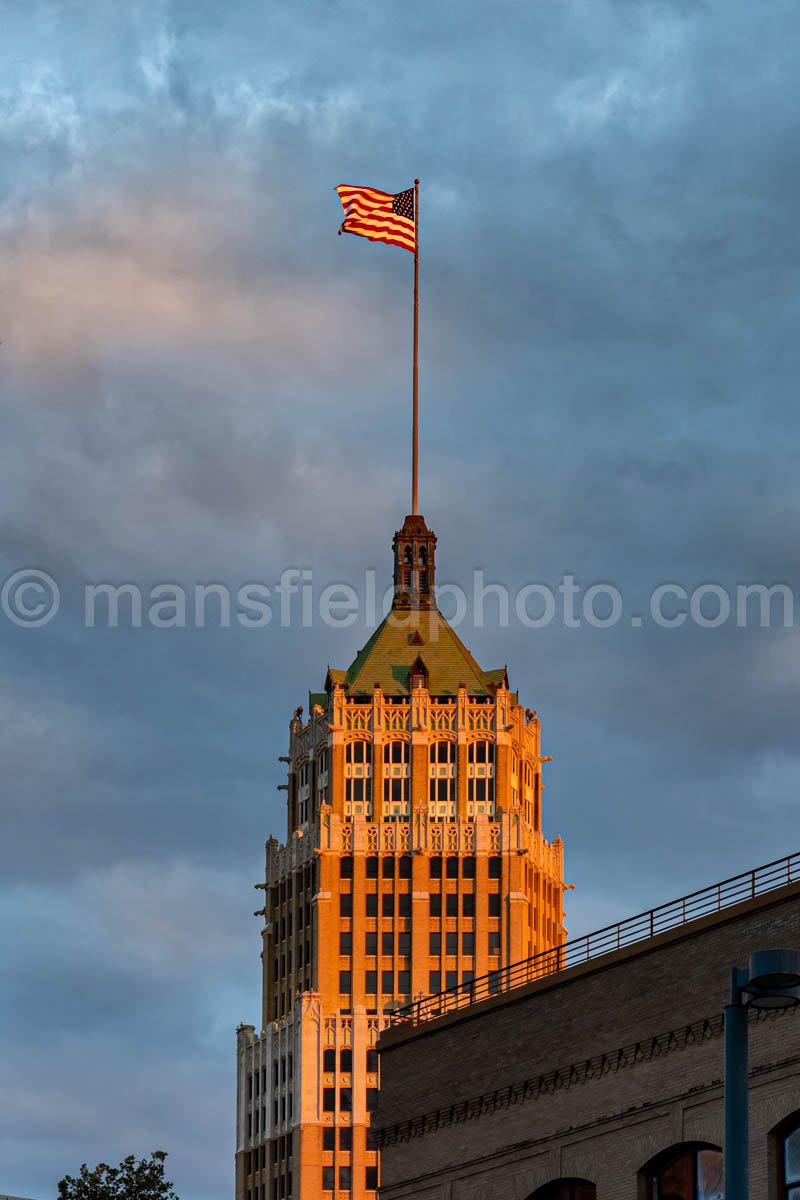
235,516,566,1200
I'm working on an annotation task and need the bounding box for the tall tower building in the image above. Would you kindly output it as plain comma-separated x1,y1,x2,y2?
235,515,566,1200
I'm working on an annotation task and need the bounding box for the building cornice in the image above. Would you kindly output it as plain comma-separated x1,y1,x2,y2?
372,1003,796,1149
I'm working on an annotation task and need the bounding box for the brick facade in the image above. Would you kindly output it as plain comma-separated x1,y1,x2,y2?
375,882,800,1199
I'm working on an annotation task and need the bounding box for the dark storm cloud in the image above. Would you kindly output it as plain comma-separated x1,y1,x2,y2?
3,0,800,1196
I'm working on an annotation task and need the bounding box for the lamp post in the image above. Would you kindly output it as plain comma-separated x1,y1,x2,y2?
724,949,800,1200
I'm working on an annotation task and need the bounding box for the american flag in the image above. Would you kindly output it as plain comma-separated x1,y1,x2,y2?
336,184,416,253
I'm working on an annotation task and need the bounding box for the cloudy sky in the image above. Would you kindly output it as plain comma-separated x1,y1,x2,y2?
3,0,800,1195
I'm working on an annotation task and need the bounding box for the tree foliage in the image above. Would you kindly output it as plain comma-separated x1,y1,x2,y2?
57,1151,179,1200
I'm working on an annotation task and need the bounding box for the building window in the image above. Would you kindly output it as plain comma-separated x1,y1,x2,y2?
382,893,394,917
339,932,352,955
429,970,441,992
367,1049,379,1074
340,1048,352,1073
339,1166,352,1192
340,893,352,917
382,931,394,955
489,931,501,955
467,740,495,816
366,1165,379,1190
778,1114,800,1197
398,931,411,956
397,970,410,994
430,894,442,917
323,1088,336,1111
418,544,429,593
340,1128,353,1150
339,971,351,994
402,543,413,590
317,749,329,810
381,970,393,993
462,893,475,917
489,856,502,878
446,856,459,879
367,1088,379,1111
429,932,441,955
383,741,410,817
323,1048,336,1073
297,760,311,825
462,931,475,955
323,1128,335,1151
365,970,377,994
523,759,534,824
445,931,458,955
489,893,501,917
446,893,458,917
398,893,411,917
645,1144,723,1199
365,931,378,955
345,739,373,817
366,893,378,917
366,856,379,878
340,856,354,879
382,856,395,878
429,740,456,817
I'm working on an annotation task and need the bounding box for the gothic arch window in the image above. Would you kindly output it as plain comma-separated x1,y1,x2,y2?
297,760,311,825
467,739,495,817
418,544,429,593
409,654,429,691
776,1111,800,1197
510,751,520,808
316,748,329,812
642,1142,723,1200
345,739,372,818
403,544,413,591
526,1180,596,1200
429,740,456,818
383,740,410,818
523,759,534,825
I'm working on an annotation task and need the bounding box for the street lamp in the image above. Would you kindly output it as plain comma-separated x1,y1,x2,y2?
725,949,800,1200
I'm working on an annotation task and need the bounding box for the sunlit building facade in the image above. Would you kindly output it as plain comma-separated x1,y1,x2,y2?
234,515,566,1200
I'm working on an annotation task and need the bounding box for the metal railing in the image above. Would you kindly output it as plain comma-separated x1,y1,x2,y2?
391,850,800,1027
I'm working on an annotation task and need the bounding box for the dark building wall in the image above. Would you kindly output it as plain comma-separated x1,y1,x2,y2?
374,882,800,1199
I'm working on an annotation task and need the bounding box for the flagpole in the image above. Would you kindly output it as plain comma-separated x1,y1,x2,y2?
412,178,420,516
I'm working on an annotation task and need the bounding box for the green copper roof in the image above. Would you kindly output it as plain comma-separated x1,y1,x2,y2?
329,608,506,698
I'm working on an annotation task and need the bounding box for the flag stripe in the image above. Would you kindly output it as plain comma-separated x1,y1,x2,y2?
343,214,415,236
341,229,415,251
337,185,392,202
343,196,393,213
343,231,415,251
343,218,415,246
